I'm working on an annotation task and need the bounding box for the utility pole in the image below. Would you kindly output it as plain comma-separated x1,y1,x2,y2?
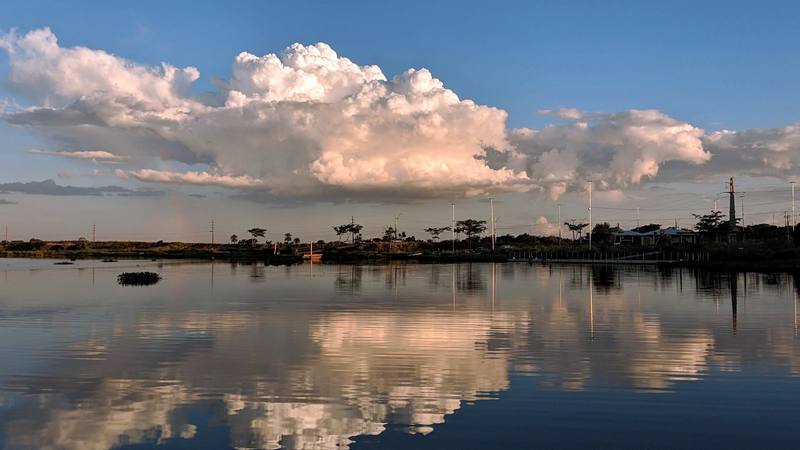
786,211,791,241
587,180,592,249
451,203,456,252
557,203,562,243
394,214,400,240
489,197,495,251
728,177,737,232
740,196,745,227
210,220,215,246
92,223,96,242
792,181,796,227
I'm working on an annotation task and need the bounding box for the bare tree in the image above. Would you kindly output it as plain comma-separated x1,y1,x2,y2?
333,223,364,243
455,219,487,249
247,228,267,242
424,226,452,242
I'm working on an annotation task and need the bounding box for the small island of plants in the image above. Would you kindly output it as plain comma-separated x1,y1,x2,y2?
117,272,161,286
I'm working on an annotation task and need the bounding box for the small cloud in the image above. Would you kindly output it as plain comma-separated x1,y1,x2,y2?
533,215,561,236
536,108,584,120
594,189,626,204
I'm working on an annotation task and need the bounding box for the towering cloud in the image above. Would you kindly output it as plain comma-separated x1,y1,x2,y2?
2,28,798,202
1,29,526,199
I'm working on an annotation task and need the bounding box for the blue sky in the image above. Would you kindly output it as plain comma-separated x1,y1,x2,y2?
0,1,799,241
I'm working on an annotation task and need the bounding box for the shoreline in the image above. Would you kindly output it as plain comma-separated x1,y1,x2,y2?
2,250,799,273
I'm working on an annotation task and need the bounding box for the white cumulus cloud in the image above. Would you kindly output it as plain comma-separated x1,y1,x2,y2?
4,28,799,202
1,28,526,199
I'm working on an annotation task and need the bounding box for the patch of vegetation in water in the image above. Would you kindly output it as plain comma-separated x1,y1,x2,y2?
117,272,161,286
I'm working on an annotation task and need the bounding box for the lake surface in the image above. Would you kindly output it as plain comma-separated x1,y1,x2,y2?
0,259,798,449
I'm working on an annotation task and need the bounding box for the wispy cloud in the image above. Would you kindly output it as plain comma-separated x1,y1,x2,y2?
116,169,263,188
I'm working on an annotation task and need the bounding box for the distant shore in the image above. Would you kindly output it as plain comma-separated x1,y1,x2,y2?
3,239,800,272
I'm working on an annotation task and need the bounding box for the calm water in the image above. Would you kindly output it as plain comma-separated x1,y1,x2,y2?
0,259,798,449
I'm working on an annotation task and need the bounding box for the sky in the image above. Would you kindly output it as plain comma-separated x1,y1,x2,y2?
0,0,799,242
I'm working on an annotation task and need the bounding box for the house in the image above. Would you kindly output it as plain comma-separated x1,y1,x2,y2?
659,227,697,244
614,230,657,246
613,227,696,246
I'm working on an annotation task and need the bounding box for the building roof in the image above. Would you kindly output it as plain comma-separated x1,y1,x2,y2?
660,226,695,236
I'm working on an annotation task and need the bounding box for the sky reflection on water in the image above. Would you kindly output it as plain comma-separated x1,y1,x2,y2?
0,260,798,449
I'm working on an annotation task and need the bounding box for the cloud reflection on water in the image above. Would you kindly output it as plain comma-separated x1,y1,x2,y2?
0,262,798,449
